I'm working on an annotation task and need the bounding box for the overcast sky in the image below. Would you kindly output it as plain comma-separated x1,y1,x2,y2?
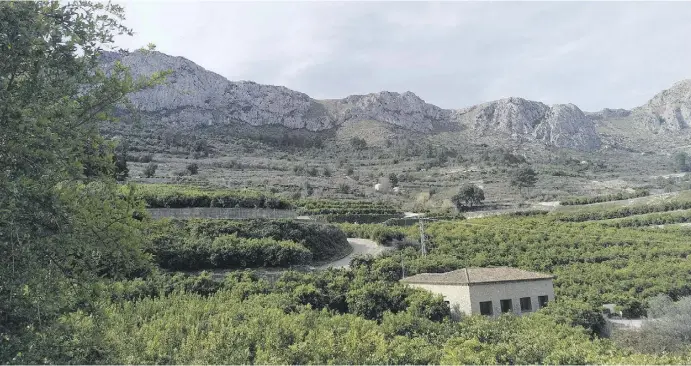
115,1,691,112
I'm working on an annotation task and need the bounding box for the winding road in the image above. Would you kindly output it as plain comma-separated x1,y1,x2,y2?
318,238,390,270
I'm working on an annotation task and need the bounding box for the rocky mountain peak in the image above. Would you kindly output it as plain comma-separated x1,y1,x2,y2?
632,79,691,131
451,98,600,150
102,50,604,150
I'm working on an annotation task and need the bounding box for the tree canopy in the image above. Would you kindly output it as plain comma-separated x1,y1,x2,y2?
451,183,485,211
510,166,538,190
0,0,164,354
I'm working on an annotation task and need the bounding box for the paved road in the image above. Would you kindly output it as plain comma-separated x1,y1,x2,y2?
318,238,390,270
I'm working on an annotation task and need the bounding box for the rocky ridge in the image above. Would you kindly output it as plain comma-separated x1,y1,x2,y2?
103,50,691,151
631,79,691,132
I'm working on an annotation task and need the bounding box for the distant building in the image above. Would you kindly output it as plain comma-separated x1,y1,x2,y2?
400,267,554,317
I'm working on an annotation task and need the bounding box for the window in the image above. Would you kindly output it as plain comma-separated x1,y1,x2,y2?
500,299,513,313
520,297,532,312
538,295,549,308
480,301,493,316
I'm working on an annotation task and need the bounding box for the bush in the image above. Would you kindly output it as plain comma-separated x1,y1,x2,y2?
186,163,199,175
124,184,291,209
147,232,311,270
143,162,158,178
337,223,406,245
451,183,485,211
557,198,691,222
560,190,649,206
337,183,351,194
350,137,367,150
150,219,350,262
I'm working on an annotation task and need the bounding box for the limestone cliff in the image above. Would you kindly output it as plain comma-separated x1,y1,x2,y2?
631,79,691,132
103,50,603,150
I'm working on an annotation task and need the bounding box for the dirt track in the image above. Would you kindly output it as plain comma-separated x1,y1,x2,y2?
318,238,390,269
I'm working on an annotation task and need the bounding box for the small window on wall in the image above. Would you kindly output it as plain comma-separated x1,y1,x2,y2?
538,295,549,308
520,297,532,312
480,301,493,316
500,299,513,313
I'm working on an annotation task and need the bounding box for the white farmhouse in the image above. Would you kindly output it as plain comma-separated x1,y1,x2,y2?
400,267,554,317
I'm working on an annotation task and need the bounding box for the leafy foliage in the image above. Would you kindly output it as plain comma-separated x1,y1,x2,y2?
389,215,691,316
556,198,691,222
143,162,158,178
350,137,367,150
147,219,350,265
22,270,689,365
126,184,291,209
451,183,485,211
149,232,311,270
560,190,649,205
674,152,690,173
0,0,164,354
186,163,199,175
510,166,538,190
337,223,406,245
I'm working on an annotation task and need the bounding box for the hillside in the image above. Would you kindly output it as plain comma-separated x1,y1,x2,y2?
105,50,605,151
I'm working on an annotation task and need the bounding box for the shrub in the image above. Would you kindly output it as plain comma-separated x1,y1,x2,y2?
350,137,367,150
451,183,485,211
143,163,158,178
337,183,351,194
122,184,291,209
337,223,406,245
560,190,649,205
147,232,311,270
186,163,199,175
164,219,350,261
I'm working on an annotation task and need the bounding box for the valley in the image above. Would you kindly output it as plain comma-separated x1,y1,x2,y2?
6,2,691,364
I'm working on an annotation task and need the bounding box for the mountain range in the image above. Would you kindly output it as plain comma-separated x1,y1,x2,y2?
103,50,691,152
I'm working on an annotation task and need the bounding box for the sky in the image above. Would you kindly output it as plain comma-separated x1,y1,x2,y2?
115,1,691,112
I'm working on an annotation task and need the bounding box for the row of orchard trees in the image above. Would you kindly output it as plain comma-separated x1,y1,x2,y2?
145,219,350,270
15,268,690,364
387,215,691,317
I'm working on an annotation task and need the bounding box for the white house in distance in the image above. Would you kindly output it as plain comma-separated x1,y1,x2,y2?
400,267,555,317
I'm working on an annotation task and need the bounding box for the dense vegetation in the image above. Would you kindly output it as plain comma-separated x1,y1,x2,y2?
296,199,403,223
4,2,691,364
337,223,406,245
296,199,399,215
560,190,650,206
603,209,691,228
125,184,291,209
16,269,689,365
387,216,691,317
146,219,350,269
555,198,691,222
149,232,312,270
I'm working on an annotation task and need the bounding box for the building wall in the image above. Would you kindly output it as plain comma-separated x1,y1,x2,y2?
468,279,555,316
405,283,472,317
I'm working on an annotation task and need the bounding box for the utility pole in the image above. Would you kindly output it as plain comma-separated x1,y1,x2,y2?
419,218,427,256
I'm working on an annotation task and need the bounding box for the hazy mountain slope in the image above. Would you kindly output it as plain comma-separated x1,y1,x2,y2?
633,79,691,132
104,50,613,151
590,79,691,151
452,98,601,150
